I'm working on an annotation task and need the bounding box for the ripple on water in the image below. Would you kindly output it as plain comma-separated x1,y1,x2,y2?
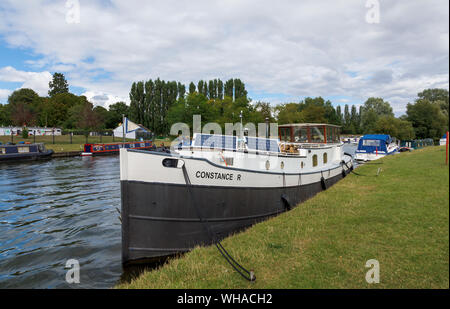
0,156,123,288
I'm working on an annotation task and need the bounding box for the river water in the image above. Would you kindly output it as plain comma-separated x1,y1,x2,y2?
0,144,358,289
0,156,123,288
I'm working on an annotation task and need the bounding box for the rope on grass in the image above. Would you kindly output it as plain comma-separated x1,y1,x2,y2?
181,163,256,282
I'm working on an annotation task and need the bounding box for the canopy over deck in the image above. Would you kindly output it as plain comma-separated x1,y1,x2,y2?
278,123,341,144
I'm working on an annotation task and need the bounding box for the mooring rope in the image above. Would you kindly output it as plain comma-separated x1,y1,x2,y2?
181,163,256,282
341,160,381,177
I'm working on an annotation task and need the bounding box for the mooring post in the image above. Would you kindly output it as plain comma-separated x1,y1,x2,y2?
446,131,449,166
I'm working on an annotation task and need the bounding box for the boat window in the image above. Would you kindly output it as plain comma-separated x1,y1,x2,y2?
281,161,284,169
312,154,318,167
310,127,325,143
323,153,328,164
0,148,5,155
265,160,270,170
363,140,381,147
279,128,291,142
18,147,30,153
301,161,305,169
326,127,332,143
293,127,308,143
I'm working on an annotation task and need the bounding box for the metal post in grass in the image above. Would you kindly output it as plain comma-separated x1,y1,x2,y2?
33,130,36,144
70,132,72,144
446,131,449,166
11,126,13,144
52,128,55,144
113,131,115,142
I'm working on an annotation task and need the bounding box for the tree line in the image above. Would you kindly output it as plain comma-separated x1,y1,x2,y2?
0,73,130,132
0,72,448,141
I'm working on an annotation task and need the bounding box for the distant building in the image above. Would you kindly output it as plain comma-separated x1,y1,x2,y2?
0,127,62,136
113,118,152,140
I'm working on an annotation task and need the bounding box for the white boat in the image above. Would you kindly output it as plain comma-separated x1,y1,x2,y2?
355,134,399,162
119,123,353,263
440,133,447,146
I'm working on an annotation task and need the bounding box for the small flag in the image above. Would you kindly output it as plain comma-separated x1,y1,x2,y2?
124,118,140,133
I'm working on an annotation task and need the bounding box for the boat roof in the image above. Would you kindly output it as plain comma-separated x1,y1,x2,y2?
360,134,391,141
278,123,341,128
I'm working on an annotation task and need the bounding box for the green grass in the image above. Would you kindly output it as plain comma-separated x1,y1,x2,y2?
0,135,168,153
117,146,449,289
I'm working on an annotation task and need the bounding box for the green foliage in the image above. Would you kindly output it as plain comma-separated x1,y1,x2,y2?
360,97,394,134
48,72,69,97
375,115,415,140
107,102,129,129
22,127,29,139
7,88,40,126
0,104,11,126
406,98,448,139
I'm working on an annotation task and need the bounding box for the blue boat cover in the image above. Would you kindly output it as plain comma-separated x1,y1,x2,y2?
357,134,392,153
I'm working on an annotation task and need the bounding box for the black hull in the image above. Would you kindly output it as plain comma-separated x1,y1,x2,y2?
0,151,53,163
121,169,348,264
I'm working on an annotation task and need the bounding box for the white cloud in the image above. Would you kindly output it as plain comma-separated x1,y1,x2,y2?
0,66,52,96
0,88,12,103
81,90,128,109
0,0,448,115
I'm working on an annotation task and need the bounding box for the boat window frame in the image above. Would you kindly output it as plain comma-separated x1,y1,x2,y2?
312,154,318,167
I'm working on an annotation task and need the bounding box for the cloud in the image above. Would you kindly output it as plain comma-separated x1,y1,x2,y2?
0,66,52,96
0,88,12,103
0,0,448,115
81,90,127,108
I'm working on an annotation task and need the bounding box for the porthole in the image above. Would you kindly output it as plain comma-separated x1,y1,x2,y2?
265,160,270,170
281,161,285,169
323,153,328,164
301,161,305,169
312,154,318,167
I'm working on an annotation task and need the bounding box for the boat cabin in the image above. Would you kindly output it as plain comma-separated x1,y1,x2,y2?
278,123,341,144
357,134,392,153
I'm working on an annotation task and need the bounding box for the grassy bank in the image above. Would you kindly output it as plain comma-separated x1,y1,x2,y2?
117,146,449,289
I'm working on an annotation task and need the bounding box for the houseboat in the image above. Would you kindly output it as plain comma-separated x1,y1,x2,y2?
119,123,353,264
81,141,154,156
0,142,53,162
355,134,399,162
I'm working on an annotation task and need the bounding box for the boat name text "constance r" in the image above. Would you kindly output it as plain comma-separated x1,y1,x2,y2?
195,171,242,181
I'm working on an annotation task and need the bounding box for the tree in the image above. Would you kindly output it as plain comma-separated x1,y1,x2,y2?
217,79,224,100
107,102,129,128
360,97,394,133
417,88,449,117
375,116,415,140
7,88,40,126
189,82,196,94
276,103,303,124
406,98,447,139
0,104,12,126
93,106,108,129
48,72,69,97
224,79,234,99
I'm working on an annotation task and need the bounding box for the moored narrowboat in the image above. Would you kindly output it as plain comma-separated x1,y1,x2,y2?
120,123,353,264
0,143,53,162
82,141,154,156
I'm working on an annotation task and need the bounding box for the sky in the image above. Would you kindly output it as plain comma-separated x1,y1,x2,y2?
0,0,448,116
